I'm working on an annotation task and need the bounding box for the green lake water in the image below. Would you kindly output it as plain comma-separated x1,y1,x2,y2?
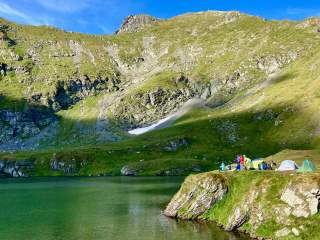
0,177,249,240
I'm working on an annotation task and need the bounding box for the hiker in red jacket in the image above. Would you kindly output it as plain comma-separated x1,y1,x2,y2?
239,155,245,165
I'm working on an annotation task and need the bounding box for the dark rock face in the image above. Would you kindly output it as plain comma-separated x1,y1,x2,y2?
0,75,121,147
0,160,35,177
0,108,56,143
36,76,121,111
111,87,193,127
50,155,82,174
115,14,158,34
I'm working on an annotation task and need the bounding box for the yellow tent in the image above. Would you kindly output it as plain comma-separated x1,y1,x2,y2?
252,160,264,169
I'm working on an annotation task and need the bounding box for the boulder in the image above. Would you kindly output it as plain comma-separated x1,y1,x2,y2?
292,227,300,236
275,228,291,238
120,165,138,176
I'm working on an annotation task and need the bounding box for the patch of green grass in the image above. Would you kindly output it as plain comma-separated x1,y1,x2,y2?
13,46,26,57
255,219,279,237
137,71,182,92
204,172,266,224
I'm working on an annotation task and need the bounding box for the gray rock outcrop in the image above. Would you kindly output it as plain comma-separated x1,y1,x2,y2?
280,178,320,218
0,160,34,177
0,108,56,144
50,154,83,174
164,172,228,219
115,14,158,34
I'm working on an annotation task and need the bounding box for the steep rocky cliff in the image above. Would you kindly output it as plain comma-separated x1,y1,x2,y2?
164,171,320,239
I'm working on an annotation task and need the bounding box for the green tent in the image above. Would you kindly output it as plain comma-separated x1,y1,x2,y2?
219,162,226,172
297,160,317,173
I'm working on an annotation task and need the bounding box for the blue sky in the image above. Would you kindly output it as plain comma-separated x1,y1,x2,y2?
0,0,320,34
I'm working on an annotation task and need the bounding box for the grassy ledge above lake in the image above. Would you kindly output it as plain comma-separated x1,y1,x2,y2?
164,170,320,240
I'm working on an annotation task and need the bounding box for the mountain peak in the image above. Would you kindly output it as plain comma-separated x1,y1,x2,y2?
115,14,158,35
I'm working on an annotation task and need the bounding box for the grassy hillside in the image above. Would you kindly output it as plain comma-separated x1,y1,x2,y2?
2,43,320,176
1,12,320,175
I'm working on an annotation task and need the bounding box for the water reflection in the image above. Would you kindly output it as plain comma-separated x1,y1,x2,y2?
0,177,249,240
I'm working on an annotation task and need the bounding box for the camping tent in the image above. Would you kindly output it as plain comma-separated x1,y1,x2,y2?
252,160,264,170
244,155,251,166
277,160,299,171
219,162,226,172
297,160,316,173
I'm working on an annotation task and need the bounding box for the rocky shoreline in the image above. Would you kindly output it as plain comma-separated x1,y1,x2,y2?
164,171,320,239
0,160,35,177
